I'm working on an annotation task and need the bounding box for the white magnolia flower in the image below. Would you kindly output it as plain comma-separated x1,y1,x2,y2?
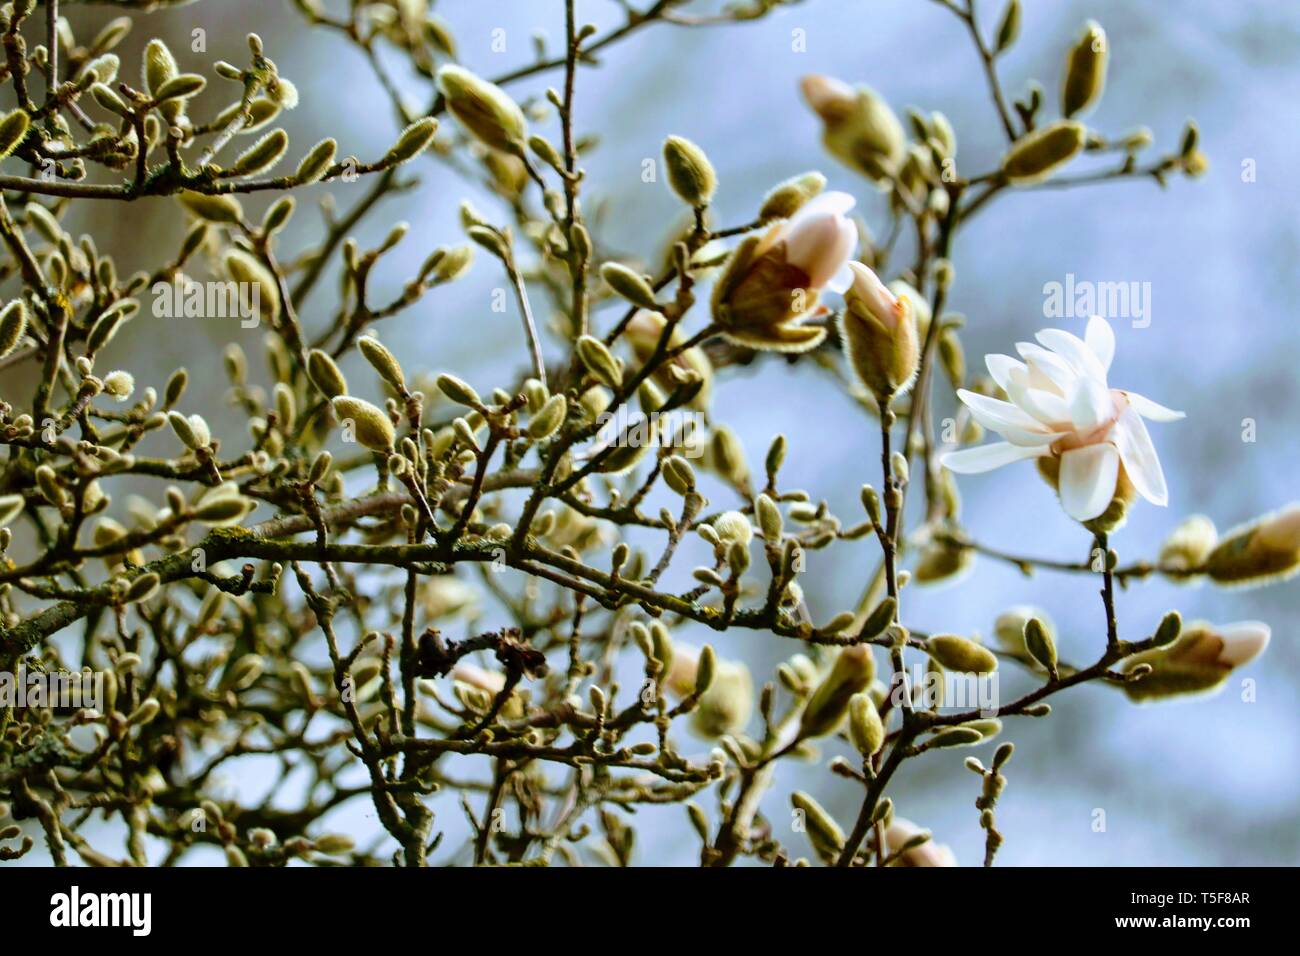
941,316,1184,522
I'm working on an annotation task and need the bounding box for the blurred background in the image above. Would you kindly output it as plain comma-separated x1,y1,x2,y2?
37,0,1300,865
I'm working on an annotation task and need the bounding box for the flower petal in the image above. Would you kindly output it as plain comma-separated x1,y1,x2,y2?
1058,443,1120,521
1121,390,1185,422
1084,315,1115,372
941,441,1050,474
1036,327,1109,384
824,261,855,295
1070,374,1116,432
985,353,1026,392
1007,378,1072,426
1015,342,1076,394
957,389,1048,432
1215,621,1270,667
1111,405,1168,506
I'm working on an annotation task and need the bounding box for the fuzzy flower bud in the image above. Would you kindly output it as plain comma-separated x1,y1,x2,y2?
711,192,856,352
1001,120,1086,184
800,75,904,185
1203,505,1300,586
799,644,876,740
840,261,919,402
926,634,997,674
1158,514,1218,574
1123,621,1269,702
1062,21,1108,118
436,65,526,152
662,135,717,207
332,396,395,452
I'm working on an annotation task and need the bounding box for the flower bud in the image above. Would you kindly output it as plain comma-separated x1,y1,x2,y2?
1159,515,1217,574
0,300,28,358
1123,621,1269,702
1062,21,1108,118
712,511,754,548
791,791,845,864
357,335,406,391
1001,120,1086,184
0,108,31,160
662,135,717,207
926,635,997,674
307,349,348,398
1203,504,1300,586
600,261,658,310
0,494,23,529
711,192,856,352
624,310,712,409
296,137,337,184
527,393,567,440
178,191,243,224
1024,617,1058,677
576,335,622,389
436,373,482,407
695,660,753,738
758,171,826,221
839,262,919,402
332,396,395,452
662,455,696,495
755,494,783,541
800,75,904,184
799,644,876,739
913,540,975,585
437,65,525,152
848,692,884,757
885,818,956,867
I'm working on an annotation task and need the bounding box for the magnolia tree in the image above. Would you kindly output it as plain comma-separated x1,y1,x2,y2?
0,0,1292,868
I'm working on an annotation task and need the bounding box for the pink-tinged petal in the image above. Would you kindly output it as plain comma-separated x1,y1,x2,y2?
1070,374,1117,432
785,212,856,289
1036,327,1109,384
1215,622,1270,667
1058,443,1120,521
1084,315,1115,372
1015,342,1076,393
1120,390,1185,422
1111,405,1168,506
941,441,1050,474
985,353,1026,392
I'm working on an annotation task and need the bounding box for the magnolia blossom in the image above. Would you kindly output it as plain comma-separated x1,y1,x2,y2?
711,191,856,351
1182,621,1271,669
884,818,957,867
941,315,1184,522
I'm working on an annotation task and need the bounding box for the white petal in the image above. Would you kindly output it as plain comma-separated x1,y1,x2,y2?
1015,343,1076,393
1084,315,1115,372
825,261,855,295
1215,622,1270,667
1111,405,1168,506
957,389,1048,432
941,441,1050,474
1070,374,1116,432
1007,379,1072,426
1058,444,1120,521
1036,327,1109,384
1121,390,1185,422
985,353,1026,392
